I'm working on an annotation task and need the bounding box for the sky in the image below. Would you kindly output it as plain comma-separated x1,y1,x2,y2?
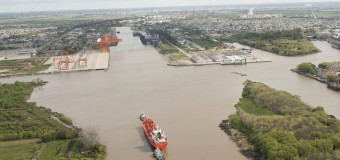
0,0,339,12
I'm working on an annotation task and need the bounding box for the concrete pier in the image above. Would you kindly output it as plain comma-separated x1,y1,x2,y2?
39,51,110,73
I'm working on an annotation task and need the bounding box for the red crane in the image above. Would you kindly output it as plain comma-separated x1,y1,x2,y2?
58,56,76,70
55,51,76,70
53,51,70,66
77,58,88,67
96,34,122,53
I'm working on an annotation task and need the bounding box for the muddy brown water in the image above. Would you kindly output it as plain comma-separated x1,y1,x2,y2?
1,27,339,160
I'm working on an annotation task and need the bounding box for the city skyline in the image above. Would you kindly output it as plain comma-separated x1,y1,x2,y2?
0,0,339,12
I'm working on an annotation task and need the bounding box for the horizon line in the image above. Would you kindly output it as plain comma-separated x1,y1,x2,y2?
0,1,339,14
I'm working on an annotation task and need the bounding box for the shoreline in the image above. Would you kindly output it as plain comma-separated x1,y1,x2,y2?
290,68,327,83
166,60,272,67
291,69,340,92
219,119,262,159
0,68,102,79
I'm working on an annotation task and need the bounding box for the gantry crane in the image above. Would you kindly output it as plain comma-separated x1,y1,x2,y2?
95,34,122,53
54,51,76,70
77,57,88,67
58,55,76,70
53,51,67,66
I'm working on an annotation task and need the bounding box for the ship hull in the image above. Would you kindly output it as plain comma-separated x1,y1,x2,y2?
142,120,168,149
142,124,168,149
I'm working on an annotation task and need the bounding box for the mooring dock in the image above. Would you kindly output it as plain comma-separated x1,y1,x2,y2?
39,51,110,74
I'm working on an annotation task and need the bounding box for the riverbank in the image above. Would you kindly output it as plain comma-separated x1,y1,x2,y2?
0,51,110,78
0,80,106,159
219,119,259,159
291,68,339,91
221,80,340,159
0,57,50,78
291,68,326,83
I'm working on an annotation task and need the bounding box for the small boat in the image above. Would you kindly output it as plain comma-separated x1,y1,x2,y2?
155,148,166,160
139,112,168,149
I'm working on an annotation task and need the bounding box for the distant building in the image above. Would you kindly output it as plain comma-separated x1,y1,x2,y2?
318,64,340,79
248,8,254,16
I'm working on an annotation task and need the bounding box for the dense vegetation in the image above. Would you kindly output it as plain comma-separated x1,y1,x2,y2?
0,58,50,76
0,80,105,159
225,29,319,56
318,61,340,69
228,80,340,159
191,38,220,49
297,62,317,75
327,74,340,83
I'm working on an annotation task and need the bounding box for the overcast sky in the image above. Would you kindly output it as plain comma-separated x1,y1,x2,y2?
0,0,338,12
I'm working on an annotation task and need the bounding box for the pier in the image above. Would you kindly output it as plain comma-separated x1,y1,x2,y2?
39,51,110,74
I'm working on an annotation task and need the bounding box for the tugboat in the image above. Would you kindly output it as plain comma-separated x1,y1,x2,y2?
139,112,168,149
154,148,166,160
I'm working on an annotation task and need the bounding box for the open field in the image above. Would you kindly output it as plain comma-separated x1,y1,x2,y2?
315,8,340,18
170,52,188,61
0,58,50,77
0,139,41,160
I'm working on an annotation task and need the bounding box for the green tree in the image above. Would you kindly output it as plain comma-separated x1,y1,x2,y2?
297,62,317,75
327,74,337,82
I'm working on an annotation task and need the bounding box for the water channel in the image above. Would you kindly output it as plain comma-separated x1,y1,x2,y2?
1,27,339,160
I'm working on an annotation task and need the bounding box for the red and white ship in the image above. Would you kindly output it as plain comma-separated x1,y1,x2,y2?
139,112,168,150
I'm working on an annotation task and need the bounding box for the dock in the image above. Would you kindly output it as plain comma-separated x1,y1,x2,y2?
38,51,110,74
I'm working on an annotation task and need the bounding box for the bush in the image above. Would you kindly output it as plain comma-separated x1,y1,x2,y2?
80,128,100,149
297,62,317,75
318,61,340,69
58,114,73,125
42,132,54,142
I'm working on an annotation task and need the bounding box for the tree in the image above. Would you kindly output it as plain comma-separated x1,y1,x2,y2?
297,62,317,75
41,132,54,142
80,127,100,149
255,131,299,160
327,74,337,82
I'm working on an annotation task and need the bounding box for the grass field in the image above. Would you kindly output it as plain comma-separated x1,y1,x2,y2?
0,139,41,160
170,52,188,61
0,139,74,160
39,140,69,160
237,98,274,116
0,58,50,76
315,9,340,18
191,38,220,49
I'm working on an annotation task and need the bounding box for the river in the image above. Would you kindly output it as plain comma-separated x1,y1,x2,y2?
1,27,339,160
